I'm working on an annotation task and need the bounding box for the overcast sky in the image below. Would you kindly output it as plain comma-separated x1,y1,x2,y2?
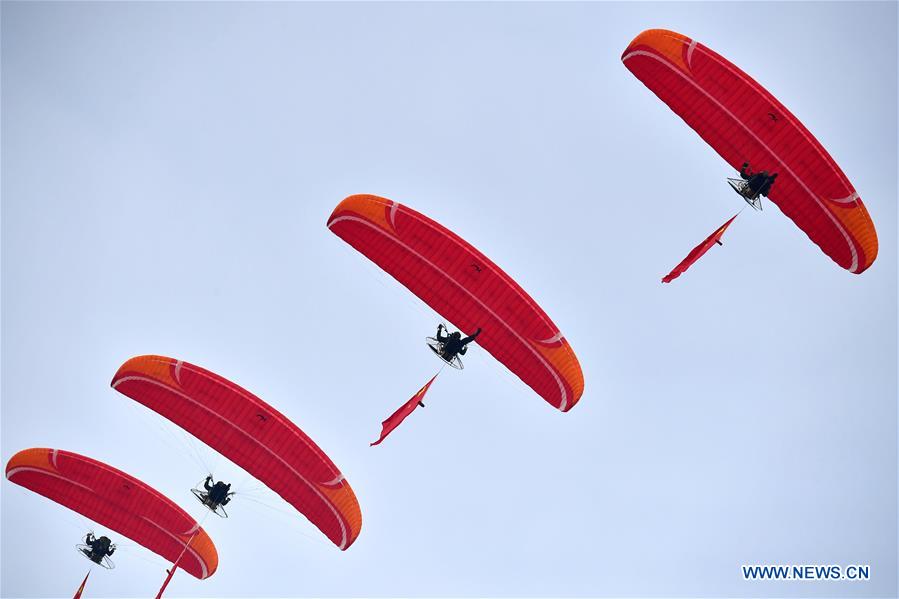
2,2,896,598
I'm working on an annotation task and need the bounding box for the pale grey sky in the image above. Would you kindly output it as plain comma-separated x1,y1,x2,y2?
2,2,896,598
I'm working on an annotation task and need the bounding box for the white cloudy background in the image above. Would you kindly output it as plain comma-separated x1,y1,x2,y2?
2,2,896,598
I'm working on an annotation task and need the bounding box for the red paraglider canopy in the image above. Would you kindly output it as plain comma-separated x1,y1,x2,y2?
112,355,362,550
622,29,878,273
6,448,218,579
328,194,584,412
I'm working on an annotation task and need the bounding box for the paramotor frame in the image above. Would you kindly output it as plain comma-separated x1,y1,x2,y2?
190,483,231,519
425,337,464,370
727,178,764,211
76,544,115,570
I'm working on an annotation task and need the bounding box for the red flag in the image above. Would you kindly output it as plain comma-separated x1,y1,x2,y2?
662,213,739,283
155,527,201,599
72,571,90,599
155,564,179,599
371,374,439,446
